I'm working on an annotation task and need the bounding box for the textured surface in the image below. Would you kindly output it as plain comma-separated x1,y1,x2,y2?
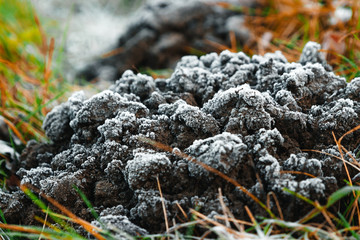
2,41,360,235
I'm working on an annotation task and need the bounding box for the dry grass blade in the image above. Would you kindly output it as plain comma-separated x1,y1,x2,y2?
175,201,188,220
38,206,50,240
302,149,360,172
0,58,39,85
267,192,284,220
217,188,230,228
280,170,317,178
315,201,338,235
0,222,52,238
156,176,169,237
215,191,245,232
34,215,61,232
214,216,252,227
339,124,360,145
101,47,123,58
190,209,246,239
332,132,352,186
1,117,26,144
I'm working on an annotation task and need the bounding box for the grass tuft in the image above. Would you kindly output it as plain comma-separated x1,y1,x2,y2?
0,0,73,143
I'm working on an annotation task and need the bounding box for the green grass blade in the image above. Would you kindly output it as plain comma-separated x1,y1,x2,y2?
264,219,331,239
337,212,360,240
0,208,7,224
326,186,360,208
0,225,86,240
282,188,315,206
72,185,100,221
22,187,81,237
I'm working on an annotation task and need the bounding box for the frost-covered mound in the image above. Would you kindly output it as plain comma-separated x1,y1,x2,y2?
2,42,360,235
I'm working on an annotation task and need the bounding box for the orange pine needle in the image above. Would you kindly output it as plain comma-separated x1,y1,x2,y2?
175,201,188,220
101,47,123,58
156,176,169,236
0,222,52,238
280,170,317,179
2,117,26,144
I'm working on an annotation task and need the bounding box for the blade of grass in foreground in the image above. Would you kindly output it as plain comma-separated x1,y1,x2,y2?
337,212,360,240
326,186,360,208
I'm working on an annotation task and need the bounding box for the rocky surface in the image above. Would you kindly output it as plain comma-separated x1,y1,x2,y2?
1,42,360,236
78,0,254,81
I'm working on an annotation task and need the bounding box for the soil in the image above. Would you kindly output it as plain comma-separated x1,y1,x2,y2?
1,40,360,237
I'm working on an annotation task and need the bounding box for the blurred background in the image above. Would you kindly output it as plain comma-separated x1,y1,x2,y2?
30,0,145,81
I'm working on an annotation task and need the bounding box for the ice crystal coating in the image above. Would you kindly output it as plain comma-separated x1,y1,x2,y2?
11,41,360,234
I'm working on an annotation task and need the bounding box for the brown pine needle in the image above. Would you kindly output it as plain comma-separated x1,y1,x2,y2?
267,192,284,220
244,206,256,225
0,58,39,85
34,14,48,55
101,47,123,58
214,216,252,227
175,201,188,220
199,229,212,240
302,149,360,172
229,31,237,52
0,222,52,238
2,117,26,144
332,132,353,187
190,209,244,238
204,39,229,52
338,124,360,145
280,170,317,179
315,201,337,234
156,176,169,237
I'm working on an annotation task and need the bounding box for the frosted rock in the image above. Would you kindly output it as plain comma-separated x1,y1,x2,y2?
110,70,156,100
202,85,270,132
17,167,53,188
186,132,247,179
159,99,219,148
300,41,330,70
91,213,148,238
124,152,171,190
309,98,359,132
70,90,124,128
43,102,72,142
283,153,322,177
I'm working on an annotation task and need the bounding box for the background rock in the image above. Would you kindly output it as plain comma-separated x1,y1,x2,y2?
77,0,255,82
